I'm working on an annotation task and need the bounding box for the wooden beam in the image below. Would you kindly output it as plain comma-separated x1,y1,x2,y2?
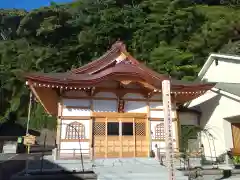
29,83,59,116
29,84,50,114
60,116,91,120
61,95,163,102
93,87,149,97
92,112,147,118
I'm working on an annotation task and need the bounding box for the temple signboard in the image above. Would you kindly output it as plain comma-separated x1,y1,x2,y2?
162,80,176,180
23,134,35,145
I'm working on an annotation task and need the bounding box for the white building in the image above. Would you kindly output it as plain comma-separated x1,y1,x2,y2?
188,53,240,160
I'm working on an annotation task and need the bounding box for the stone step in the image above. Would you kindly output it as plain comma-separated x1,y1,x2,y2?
97,173,188,180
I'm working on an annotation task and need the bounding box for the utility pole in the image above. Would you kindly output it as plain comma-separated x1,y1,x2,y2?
162,80,176,180
25,91,33,175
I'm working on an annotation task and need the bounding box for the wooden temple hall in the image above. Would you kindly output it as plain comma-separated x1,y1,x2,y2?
24,41,214,159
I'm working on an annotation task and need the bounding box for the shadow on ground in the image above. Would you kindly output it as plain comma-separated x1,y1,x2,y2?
0,153,97,180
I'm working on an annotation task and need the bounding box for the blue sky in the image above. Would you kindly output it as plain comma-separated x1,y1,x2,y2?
0,0,74,11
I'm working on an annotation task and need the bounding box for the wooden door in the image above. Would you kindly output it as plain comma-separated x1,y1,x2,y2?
93,118,106,158
121,118,135,157
232,123,240,149
93,117,148,158
106,119,121,158
135,118,148,157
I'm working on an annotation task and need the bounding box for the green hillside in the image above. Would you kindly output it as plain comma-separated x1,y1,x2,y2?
0,0,240,129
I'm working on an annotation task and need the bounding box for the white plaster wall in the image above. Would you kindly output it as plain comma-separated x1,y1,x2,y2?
60,119,90,155
188,90,218,108
202,59,240,83
60,142,90,154
93,100,117,112
125,101,147,113
61,120,90,139
179,112,199,126
149,110,176,119
62,99,90,107
149,102,163,109
62,99,91,116
62,108,91,116
93,92,117,112
199,94,240,159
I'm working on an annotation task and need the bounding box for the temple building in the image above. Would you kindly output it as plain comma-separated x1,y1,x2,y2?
24,41,214,159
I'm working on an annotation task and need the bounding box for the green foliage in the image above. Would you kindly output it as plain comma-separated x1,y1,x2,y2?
179,125,199,152
233,156,240,164
29,104,57,130
1,1,240,129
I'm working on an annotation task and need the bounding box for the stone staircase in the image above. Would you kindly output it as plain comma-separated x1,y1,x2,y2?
33,156,189,180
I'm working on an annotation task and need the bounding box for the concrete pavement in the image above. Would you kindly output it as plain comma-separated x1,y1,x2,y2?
0,152,51,180
0,154,26,180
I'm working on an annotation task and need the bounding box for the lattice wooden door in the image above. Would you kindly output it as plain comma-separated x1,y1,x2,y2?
135,118,148,157
93,117,148,158
93,119,106,158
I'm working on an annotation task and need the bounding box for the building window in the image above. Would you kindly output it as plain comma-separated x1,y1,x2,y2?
65,121,85,139
122,122,133,135
155,123,165,139
107,122,119,135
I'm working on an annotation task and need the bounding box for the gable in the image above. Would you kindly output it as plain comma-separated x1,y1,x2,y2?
199,54,240,83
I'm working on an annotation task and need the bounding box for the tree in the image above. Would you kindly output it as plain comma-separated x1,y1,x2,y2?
1,0,240,129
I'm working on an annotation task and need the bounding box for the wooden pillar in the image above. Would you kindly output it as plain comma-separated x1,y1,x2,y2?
174,105,180,152
133,118,136,157
105,117,108,158
146,100,151,157
120,118,123,158
90,98,94,160
56,100,62,160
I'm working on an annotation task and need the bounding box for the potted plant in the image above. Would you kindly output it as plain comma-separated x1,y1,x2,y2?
233,156,240,169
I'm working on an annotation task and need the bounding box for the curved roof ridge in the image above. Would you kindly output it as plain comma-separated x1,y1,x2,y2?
71,41,127,74
70,41,142,74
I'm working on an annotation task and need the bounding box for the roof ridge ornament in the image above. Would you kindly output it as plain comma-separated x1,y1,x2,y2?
115,53,128,64
111,40,126,51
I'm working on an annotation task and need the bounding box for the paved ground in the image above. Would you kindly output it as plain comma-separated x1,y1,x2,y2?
2,153,240,180
183,168,240,180
0,151,52,180
0,154,18,162
0,154,26,180
194,174,240,179
27,157,188,180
